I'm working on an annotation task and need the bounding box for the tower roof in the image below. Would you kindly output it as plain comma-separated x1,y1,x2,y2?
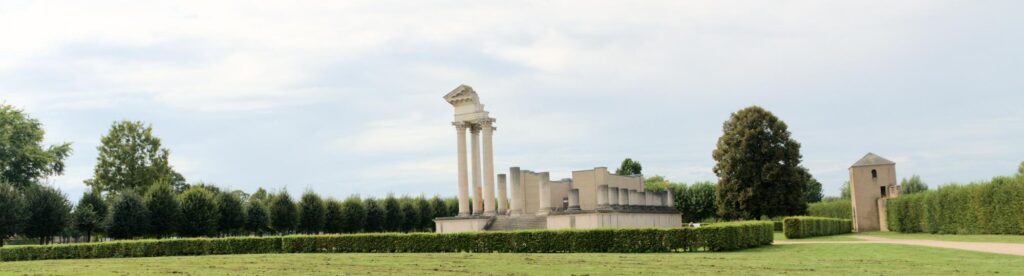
851,153,895,168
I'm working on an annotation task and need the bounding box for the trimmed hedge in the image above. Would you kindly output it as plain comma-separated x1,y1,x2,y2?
807,200,852,219
783,216,852,239
887,176,1024,235
1,221,773,262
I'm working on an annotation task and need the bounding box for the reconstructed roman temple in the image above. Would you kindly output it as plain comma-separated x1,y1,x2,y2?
434,85,682,233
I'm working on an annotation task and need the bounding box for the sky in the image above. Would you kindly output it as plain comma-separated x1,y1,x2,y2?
2,1,1022,201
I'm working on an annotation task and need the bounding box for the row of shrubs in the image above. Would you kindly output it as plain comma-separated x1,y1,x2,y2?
886,176,1024,234
806,200,852,219
782,216,852,239
0,221,773,261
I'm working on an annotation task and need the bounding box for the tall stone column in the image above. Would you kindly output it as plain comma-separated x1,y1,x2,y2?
470,125,483,215
537,172,551,215
480,120,496,216
597,185,609,210
609,187,620,209
497,174,508,214
454,123,470,217
509,167,523,216
664,190,675,208
568,189,581,211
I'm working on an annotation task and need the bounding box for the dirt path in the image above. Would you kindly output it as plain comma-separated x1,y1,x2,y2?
774,235,1024,256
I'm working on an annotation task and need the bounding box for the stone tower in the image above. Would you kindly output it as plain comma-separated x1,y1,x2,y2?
848,153,899,232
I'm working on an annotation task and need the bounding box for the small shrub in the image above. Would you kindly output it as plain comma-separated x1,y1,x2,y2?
783,216,852,239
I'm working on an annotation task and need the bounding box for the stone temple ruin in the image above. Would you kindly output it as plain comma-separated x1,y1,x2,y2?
434,85,681,233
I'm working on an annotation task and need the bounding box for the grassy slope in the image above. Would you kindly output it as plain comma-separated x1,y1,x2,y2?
862,231,1024,244
2,244,1023,275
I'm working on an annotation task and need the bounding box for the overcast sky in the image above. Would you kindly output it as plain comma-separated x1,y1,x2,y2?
3,1,1022,200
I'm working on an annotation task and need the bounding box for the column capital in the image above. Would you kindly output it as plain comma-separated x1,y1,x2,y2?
453,122,470,131
477,118,496,131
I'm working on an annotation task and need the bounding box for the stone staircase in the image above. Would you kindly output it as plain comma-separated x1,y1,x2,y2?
486,215,547,231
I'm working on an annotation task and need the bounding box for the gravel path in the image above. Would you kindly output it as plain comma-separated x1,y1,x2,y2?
774,235,1024,256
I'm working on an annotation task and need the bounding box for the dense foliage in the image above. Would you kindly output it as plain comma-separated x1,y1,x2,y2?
0,221,773,262
269,192,298,234
782,216,852,239
0,105,72,189
0,182,28,247
807,199,852,219
87,120,179,194
106,192,150,239
887,175,1024,235
669,181,718,223
244,198,271,236
615,158,643,176
297,191,326,234
713,106,806,220
900,175,928,195
145,183,181,238
22,185,71,245
178,187,219,237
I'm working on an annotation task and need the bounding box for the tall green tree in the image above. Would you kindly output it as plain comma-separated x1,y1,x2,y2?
643,175,672,192
0,105,72,189
341,196,367,233
217,192,246,236
323,199,344,234
88,120,179,194
415,196,434,231
364,198,384,233
244,198,271,236
615,158,643,176
674,181,718,223
430,196,449,219
71,201,100,242
106,191,149,239
23,185,71,244
79,191,108,224
383,195,403,232
0,182,27,247
145,183,181,238
713,106,806,220
297,191,326,234
840,181,851,200
270,191,298,234
1019,161,1024,176
400,200,420,232
178,187,219,237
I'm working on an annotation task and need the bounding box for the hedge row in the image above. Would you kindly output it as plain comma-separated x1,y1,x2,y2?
1,222,773,261
887,176,1024,234
783,216,852,239
807,200,852,219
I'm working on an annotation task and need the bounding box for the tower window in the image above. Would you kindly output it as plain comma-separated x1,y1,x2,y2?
880,186,888,197
871,169,878,178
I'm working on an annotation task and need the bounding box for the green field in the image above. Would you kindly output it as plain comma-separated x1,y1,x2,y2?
2,243,1022,275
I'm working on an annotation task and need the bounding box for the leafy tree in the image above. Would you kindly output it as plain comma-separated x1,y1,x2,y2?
445,198,459,216
1019,161,1024,176
178,187,219,237
106,191,149,239
270,191,298,234
713,106,806,220
415,196,433,231
297,191,326,234
0,182,27,247
802,168,824,203
323,199,344,234
251,188,270,205
145,183,180,238
364,198,384,232
840,181,851,200
400,200,420,232
216,192,245,236
383,195,403,232
0,105,72,189
674,181,717,222
341,196,367,233
430,196,448,219
88,120,180,194
643,175,671,192
900,175,929,195
244,198,271,236
79,191,108,224
615,158,642,176
71,202,100,243
23,185,72,244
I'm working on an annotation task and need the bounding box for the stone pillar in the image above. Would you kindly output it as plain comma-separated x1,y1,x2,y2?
597,185,609,209
665,190,675,208
638,191,648,209
619,188,630,207
470,126,483,215
497,174,508,214
481,120,496,216
568,189,581,211
629,190,640,209
454,123,470,217
609,187,620,209
509,167,523,216
647,192,657,209
537,172,551,215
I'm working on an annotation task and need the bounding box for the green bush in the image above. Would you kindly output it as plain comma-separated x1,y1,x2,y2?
783,216,852,239
807,200,851,219
887,176,1024,235
0,221,773,262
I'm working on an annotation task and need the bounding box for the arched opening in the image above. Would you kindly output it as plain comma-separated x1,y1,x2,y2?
871,169,878,178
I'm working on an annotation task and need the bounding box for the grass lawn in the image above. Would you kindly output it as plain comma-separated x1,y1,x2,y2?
861,231,1024,244
2,243,1022,275
772,231,860,241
